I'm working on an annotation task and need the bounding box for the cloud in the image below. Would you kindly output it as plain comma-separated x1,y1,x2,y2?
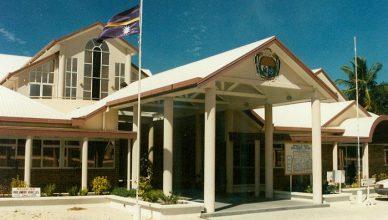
186,46,202,57
0,28,26,45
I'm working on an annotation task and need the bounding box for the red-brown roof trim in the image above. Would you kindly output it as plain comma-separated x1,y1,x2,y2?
0,116,71,125
0,125,136,139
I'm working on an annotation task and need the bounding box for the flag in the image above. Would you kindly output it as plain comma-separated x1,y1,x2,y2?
98,5,140,41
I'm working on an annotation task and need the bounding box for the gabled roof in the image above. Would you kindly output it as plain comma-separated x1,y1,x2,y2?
0,22,138,85
0,86,70,124
69,36,277,118
0,54,31,80
70,36,338,119
313,68,347,101
252,101,355,128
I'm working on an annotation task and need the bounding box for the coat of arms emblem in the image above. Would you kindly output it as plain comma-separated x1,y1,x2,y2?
254,48,280,80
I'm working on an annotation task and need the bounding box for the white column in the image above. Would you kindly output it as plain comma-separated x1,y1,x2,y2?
255,140,261,197
204,86,216,213
333,142,338,170
24,136,32,186
57,50,65,98
225,110,234,193
127,139,132,190
81,137,88,190
148,123,154,165
132,105,139,189
163,97,174,195
125,51,132,85
362,143,369,179
265,103,273,199
195,114,202,182
311,95,322,204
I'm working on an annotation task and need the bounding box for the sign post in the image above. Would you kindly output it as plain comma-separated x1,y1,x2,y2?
285,143,312,194
361,178,376,205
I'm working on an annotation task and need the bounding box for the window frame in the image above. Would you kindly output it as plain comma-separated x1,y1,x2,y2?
28,62,54,98
65,57,78,99
114,63,126,90
84,39,109,100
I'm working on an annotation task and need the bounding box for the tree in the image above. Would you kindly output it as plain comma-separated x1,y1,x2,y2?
336,57,382,111
370,82,388,115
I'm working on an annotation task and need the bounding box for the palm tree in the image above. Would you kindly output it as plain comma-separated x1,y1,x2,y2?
336,57,382,111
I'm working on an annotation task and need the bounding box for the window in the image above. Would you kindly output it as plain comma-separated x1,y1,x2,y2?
65,58,78,99
233,140,254,184
88,141,115,168
32,140,60,168
274,143,284,168
42,140,60,168
0,139,16,167
32,140,42,167
115,63,126,90
384,148,388,166
84,39,109,100
16,139,25,168
64,141,81,168
29,62,54,98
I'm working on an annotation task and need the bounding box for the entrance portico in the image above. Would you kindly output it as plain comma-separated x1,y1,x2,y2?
106,36,337,213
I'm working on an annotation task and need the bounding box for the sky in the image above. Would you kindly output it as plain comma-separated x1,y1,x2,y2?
0,0,387,83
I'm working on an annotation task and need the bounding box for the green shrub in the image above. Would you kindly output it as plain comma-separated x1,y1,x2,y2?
43,184,56,196
128,189,136,198
111,187,132,197
68,186,78,196
322,181,336,194
11,177,27,188
142,189,163,203
138,176,152,197
305,185,313,193
372,172,388,182
160,192,180,205
91,176,111,195
305,182,336,194
80,188,88,196
0,184,9,196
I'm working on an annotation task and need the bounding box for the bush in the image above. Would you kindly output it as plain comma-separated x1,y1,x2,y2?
138,176,152,197
111,187,132,197
80,188,88,196
304,185,313,193
91,176,111,195
160,192,180,205
142,189,163,203
372,172,388,182
43,184,56,196
304,182,336,194
68,186,78,196
11,177,27,188
128,189,137,198
0,184,9,196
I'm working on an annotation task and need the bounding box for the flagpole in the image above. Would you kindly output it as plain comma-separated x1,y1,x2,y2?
135,0,143,219
354,36,362,203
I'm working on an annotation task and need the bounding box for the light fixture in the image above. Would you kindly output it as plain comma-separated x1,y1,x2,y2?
286,95,292,101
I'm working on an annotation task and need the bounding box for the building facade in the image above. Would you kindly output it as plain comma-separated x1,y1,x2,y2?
1,23,388,213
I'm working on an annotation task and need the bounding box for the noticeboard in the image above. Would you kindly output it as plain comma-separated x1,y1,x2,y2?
361,178,376,186
285,143,312,175
12,187,41,198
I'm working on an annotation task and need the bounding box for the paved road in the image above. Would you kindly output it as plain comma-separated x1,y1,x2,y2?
208,198,388,220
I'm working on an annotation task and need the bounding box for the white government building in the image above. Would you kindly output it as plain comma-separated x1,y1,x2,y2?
1,22,387,213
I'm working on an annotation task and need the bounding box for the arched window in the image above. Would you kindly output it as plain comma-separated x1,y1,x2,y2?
83,39,109,100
